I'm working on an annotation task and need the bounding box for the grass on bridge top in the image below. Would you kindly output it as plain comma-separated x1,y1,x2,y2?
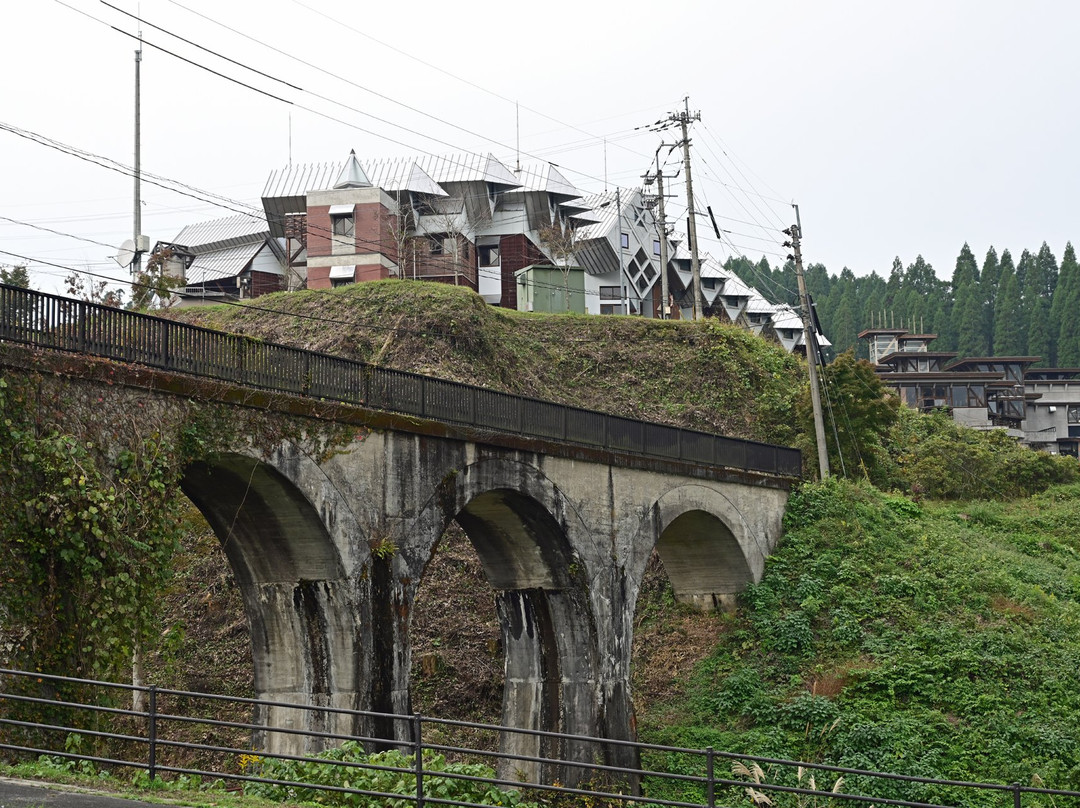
166,280,803,446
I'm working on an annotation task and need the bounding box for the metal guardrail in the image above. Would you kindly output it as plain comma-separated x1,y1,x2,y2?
0,284,801,478
0,669,1071,808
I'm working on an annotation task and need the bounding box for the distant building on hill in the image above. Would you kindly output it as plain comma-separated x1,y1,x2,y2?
860,326,1080,457
153,214,287,305
158,149,826,353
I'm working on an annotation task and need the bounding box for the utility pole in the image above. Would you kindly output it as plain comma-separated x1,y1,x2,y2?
644,145,677,319
785,210,830,479
673,98,704,320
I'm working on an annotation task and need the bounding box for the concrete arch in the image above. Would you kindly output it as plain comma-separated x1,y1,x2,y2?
180,444,371,754
647,483,767,611
412,456,604,784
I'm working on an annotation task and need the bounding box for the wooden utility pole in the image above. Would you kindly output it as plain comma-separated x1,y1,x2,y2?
671,99,703,320
644,145,677,319
655,169,671,319
786,212,830,478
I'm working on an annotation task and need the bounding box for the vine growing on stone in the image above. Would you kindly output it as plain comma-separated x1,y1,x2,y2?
0,377,186,682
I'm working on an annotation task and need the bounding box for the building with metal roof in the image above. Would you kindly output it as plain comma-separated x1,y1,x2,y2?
160,148,816,352
860,326,1080,456
154,213,288,306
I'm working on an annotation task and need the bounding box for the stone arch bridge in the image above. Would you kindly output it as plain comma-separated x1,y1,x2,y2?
0,285,800,782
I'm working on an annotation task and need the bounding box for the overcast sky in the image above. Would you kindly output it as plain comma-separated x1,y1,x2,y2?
3,0,1078,299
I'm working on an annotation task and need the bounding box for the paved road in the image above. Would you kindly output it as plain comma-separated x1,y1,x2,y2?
0,779,183,808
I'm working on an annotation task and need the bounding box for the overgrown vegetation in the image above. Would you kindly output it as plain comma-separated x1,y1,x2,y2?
247,743,530,807
640,478,1080,803
166,280,803,444
0,377,186,682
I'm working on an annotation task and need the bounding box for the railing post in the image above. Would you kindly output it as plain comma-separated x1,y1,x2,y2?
1012,782,1022,808
78,302,87,354
160,320,170,371
706,746,715,808
147,685,158,782
413,714,424,808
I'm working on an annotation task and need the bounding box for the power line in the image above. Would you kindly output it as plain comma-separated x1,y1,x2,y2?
0,215,120,251
84,1,647,192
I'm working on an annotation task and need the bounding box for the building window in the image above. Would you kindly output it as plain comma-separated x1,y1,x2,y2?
599,286,622,300
1069,405,1080,424
331,278,354,288
653,239,661,256
429,237,444,255
702,278,716,289
479,245,500,266
620,232,629,249
600,303,625,315
331,214,354,238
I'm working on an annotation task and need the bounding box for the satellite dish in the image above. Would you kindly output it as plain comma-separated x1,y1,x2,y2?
114,239,136,269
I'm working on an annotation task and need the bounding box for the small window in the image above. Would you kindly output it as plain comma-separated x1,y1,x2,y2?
1069,405,1080,424
479,245,500,267
702,278,716,289
653,239,661,256
620,232,629,249
332,214,354,238
599,286,621,301
429,238,444,255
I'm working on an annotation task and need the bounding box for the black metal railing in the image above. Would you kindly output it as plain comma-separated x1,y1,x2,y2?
0,284,801,478
0,668,1072,808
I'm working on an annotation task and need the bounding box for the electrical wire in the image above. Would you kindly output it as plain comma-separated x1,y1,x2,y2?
84,0,651,192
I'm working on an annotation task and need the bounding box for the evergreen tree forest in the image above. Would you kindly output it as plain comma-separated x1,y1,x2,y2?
725,241,1080,367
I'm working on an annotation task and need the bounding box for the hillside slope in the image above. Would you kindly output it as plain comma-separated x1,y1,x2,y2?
167,280,801,444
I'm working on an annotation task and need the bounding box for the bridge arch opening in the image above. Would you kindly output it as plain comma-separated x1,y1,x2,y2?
412,483,598,784
180,451,364,753
655,509,754,611
631,506,753,733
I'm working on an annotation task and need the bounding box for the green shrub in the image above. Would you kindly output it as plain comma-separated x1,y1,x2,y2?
246,742,531,807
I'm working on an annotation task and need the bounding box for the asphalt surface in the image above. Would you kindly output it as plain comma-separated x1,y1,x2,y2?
0,779,188,808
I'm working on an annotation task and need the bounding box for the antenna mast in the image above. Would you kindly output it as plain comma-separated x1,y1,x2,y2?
132,25,144,279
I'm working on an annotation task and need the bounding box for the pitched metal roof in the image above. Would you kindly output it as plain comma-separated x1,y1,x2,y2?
744,293,778,315
186,241,265,285
173,214,269,254
511,163,584,198
719,273,754,298
770,306,803,330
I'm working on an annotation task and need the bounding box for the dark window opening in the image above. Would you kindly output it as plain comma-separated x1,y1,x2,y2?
332,214,355,238
599,286,622,300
